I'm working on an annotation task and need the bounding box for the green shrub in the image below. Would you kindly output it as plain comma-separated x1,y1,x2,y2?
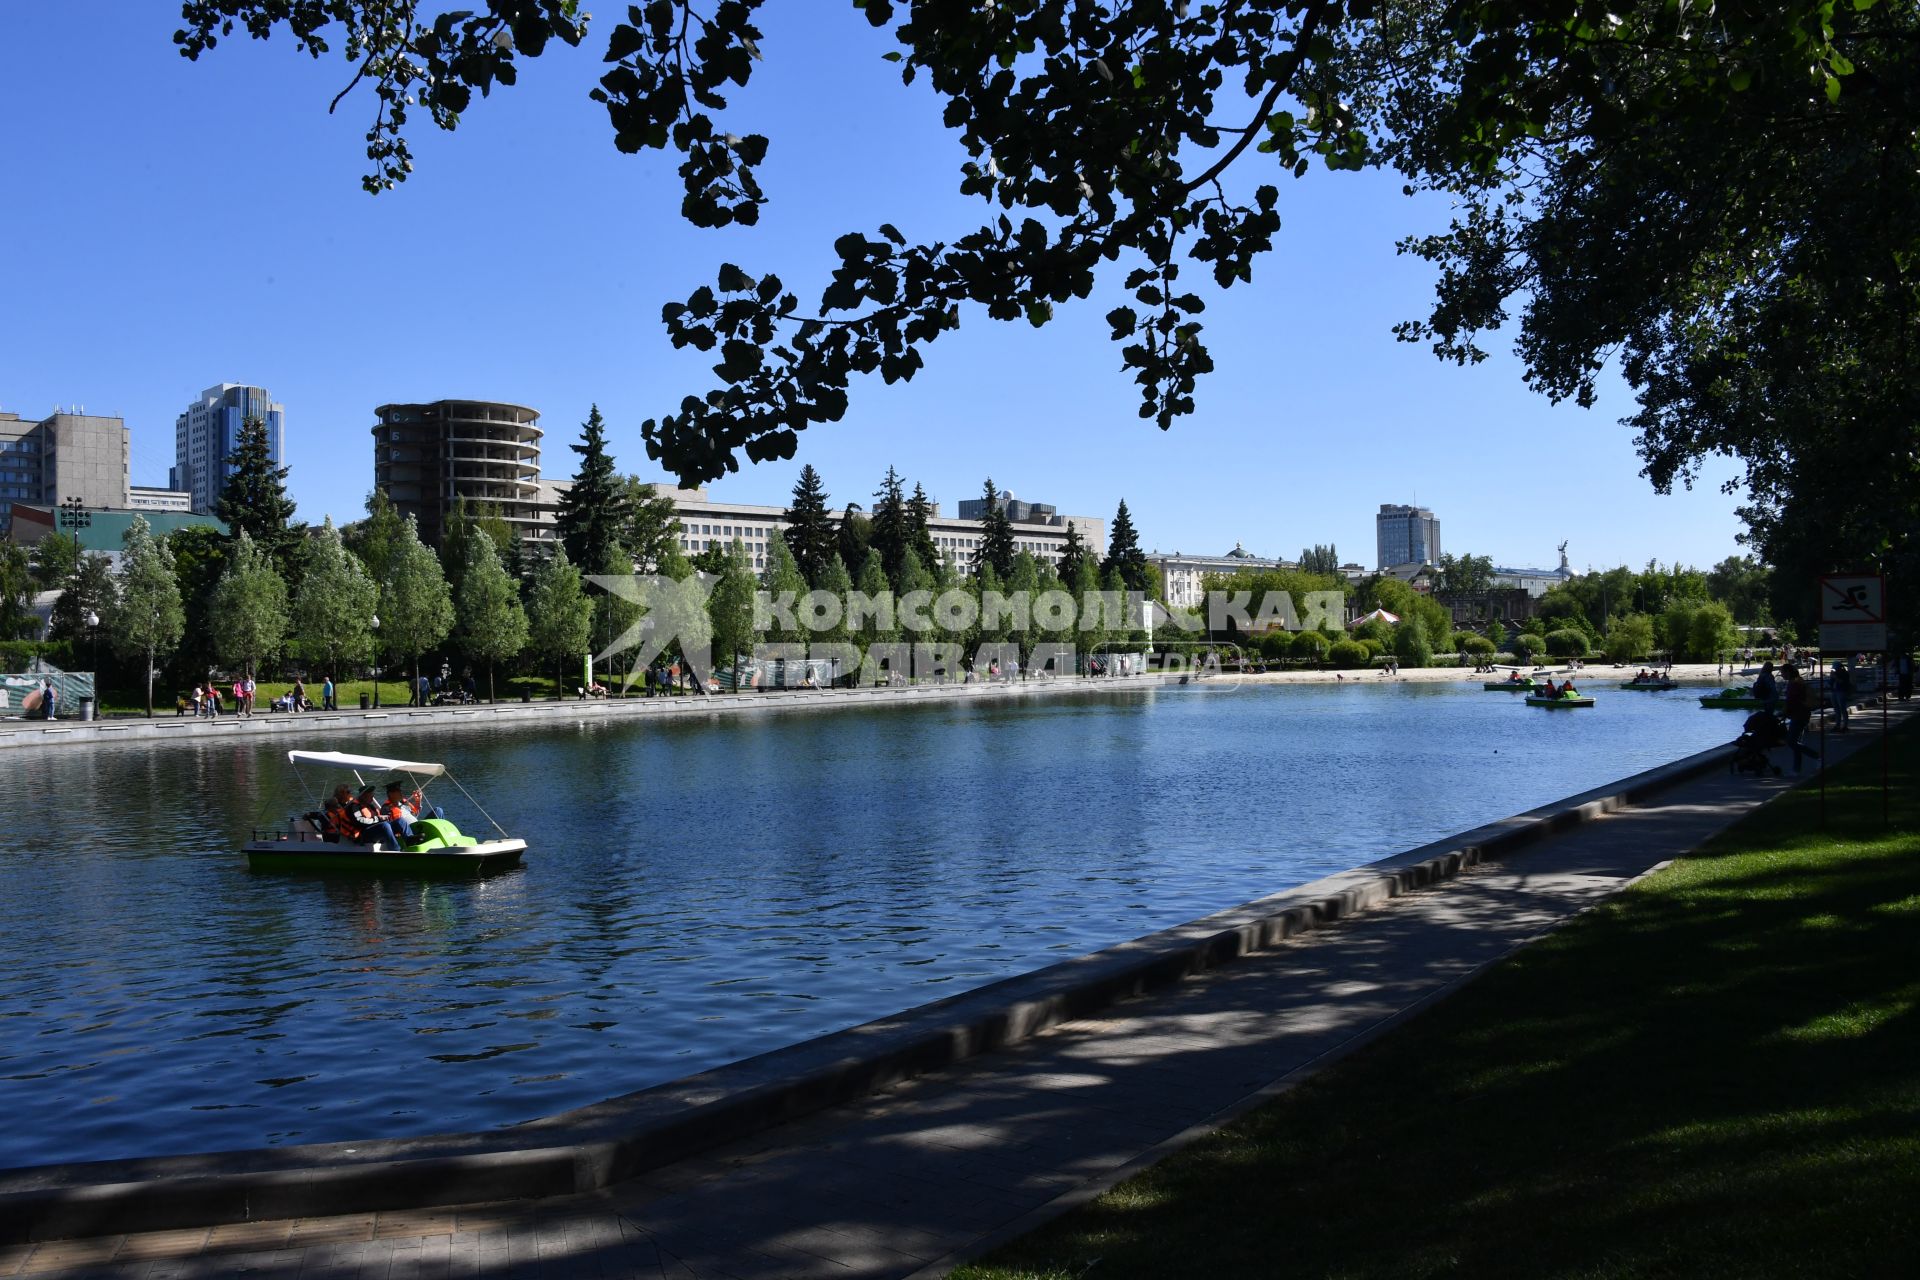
1545,628,1590,657
1327,639,1370,668
1513,633,1547,661
1457,634,1496,657
1258,630,1293,660
1360,638,1385,658
1290,630,1331,662
1494,651,1519,666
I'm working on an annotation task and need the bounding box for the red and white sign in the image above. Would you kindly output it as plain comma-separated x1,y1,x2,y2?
1819,575,1885,624
1819,574,1887,652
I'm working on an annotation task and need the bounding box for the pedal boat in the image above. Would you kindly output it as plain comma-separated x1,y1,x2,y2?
1525,693,1595,708
243,750,527,875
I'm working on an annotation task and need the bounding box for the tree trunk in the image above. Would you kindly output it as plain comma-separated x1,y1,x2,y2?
488,662,495,703
145,642,155,718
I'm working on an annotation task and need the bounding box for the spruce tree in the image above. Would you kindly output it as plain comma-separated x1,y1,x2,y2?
215,415,302,571
784,464,838,587
838,505,872,574
907,483,940,573
1057,522,1091,587
976,477,1016,581
868,467,911,590
1102,498,1149,593
555,404,631,573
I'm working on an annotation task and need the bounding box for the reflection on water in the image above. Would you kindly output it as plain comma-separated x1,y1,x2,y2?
0,682,1726,1166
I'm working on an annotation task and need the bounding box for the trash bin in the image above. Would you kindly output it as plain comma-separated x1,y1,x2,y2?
359,692,371,710
79,697,95,722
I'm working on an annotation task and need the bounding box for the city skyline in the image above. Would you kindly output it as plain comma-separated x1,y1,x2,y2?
1,5,1750,575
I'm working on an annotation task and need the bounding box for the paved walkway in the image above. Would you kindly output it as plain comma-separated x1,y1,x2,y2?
6,707,1905,1279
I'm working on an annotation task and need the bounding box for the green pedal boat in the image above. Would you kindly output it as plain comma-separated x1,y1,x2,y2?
244,750,527,875
1526,693,1595,708
1699,687,1762,709
1485,678,1536,691
1621,680,1678,691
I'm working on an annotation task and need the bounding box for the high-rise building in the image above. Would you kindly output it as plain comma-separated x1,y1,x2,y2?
0,409,131,532
174,384,285,515
1376,503,1441,569
373,400,549,550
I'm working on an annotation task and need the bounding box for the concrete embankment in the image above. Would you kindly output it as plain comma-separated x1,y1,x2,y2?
0,673,1172,752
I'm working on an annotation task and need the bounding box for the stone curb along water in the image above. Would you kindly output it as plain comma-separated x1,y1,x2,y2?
0,736,1740,1243
0,675,1173,751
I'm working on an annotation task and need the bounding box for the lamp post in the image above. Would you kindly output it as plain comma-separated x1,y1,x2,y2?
83,607,99,681
57,496,91,566
370,614,381,707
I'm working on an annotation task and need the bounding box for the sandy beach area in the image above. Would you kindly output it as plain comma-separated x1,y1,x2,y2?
1225,661,1737,688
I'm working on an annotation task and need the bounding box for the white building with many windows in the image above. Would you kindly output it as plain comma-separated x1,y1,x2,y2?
1147,544,1291,610
651,485,1105,575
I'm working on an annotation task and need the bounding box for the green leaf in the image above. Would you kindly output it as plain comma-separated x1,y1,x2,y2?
1729,67,1752,92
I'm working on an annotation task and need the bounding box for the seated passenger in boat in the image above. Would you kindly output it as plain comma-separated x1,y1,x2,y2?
343,784,404,848
385,781,442,831
1562,679,1579,696
1542,679,1559,697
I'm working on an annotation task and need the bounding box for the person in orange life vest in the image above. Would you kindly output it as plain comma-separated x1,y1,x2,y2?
346,784,404,848
323,785,363,842
384,781,442,833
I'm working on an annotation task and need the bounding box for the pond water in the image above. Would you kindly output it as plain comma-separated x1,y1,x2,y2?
0,680,1729,1168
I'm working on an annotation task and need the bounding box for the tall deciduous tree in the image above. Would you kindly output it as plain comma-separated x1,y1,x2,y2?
379,515,454,693
1298,544,1341,576
111,517,184,717
555,404,631,573
1102,499,1148,593
454,528,529,701
618,476,684,571
345,489,405,583
760,531,809,648
0,543,34,641
708,539,759,686
593,545,641,691
1434,553,1495,597
210,530,289,677
784,464,837,588
215,415,302,571
291,518,377,678
184,1,1872,497
527,545,593,699
975,478,1016,582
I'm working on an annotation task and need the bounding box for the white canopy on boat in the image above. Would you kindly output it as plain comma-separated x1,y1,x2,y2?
286,750,446,778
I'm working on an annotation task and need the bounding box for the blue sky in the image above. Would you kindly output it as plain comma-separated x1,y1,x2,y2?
0,2,1748,572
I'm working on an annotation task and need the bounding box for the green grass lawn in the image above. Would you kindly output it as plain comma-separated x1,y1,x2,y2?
957,722,1920,1280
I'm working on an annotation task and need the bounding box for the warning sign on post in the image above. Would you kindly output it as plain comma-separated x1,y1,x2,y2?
1819,574,1886,652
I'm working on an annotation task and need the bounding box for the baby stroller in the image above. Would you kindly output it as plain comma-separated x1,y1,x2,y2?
1731,709,1784,776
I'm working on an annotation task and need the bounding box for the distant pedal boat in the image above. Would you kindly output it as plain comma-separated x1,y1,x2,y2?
243,750,527,876
1525,694,1595,708
1620,680,1678,691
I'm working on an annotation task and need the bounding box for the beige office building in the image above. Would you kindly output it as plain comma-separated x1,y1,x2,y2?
0,409,131,532
653,485,1105,575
